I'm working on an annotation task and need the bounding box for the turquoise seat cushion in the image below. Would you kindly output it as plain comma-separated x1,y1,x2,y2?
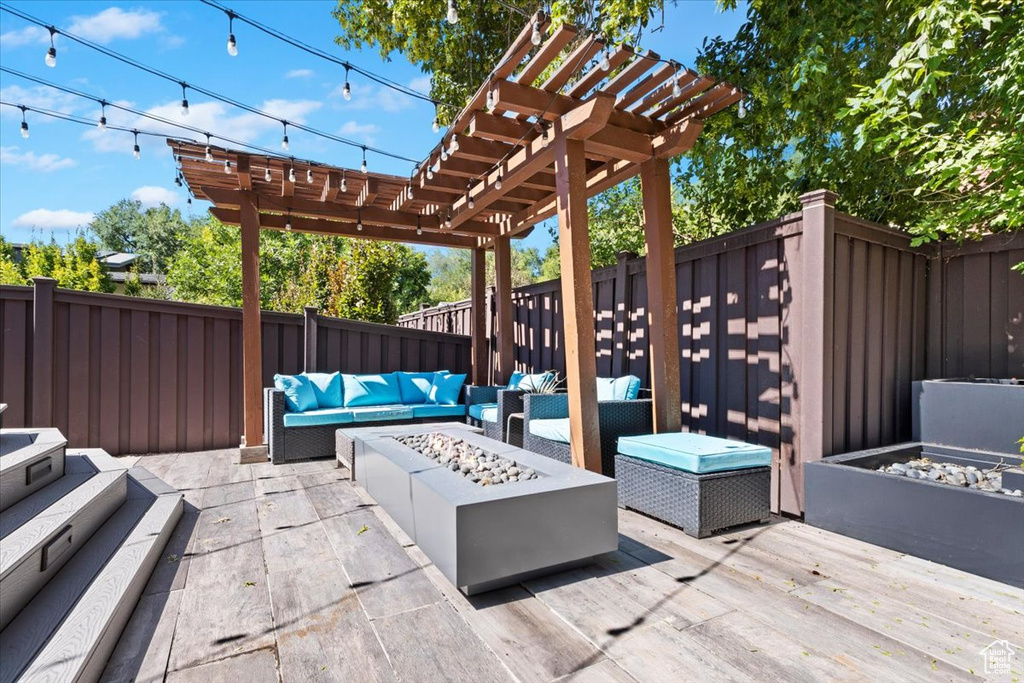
428,373,466,405
617,433,771,474
468,402,497,422
282,407,353,428
303,372,343,408
412,404,466,419
274,374,318,412
529,418,571,444
517,372,554,391
397,371,441,404
342,373,401,407
596,375,641,401
506,371,525,389
348,405,414,423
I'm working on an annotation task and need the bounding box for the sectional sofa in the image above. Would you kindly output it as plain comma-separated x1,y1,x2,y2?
264,370,467,463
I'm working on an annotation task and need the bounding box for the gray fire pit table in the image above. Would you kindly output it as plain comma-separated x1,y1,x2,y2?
336,423,618,595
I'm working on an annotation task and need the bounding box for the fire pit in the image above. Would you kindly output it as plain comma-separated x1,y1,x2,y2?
344,423,617,595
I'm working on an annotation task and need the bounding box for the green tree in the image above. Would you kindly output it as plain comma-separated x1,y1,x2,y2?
423,244,544,302
90,199,195,273
327,241,405,323
0,237,26,285
17,236,113,292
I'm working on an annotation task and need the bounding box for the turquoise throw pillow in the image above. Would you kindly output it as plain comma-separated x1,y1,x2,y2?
302,372,343,408
397,371,447,404
274,374,318,412
506,371,525,389
342,373,401,407
517,372,553,391
596,375,642,401
428,373,466,406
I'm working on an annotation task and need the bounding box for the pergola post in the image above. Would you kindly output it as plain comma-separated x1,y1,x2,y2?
470,247,489,386
239,193,265,458
553,137,602,473
493,235,515,384
640,157,682,433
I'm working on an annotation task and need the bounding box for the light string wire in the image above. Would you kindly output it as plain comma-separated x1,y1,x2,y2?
0,1,422,166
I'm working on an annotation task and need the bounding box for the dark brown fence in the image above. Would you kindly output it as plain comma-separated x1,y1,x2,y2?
400,196,1023,514
0,284,470,455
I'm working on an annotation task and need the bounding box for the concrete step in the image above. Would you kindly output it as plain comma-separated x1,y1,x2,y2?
0,467,183,683
0,450,127,630
0,428,67,513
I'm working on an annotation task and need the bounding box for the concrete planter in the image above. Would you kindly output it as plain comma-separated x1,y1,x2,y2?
913,379,1024,455
351,425,618,595
805,443,1024,587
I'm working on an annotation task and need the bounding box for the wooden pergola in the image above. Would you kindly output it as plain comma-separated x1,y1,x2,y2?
171,11,741,468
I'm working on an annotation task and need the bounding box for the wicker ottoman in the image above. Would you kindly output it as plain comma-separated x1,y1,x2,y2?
615,454,771,538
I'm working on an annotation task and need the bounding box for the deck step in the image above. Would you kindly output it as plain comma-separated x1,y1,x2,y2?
0,428,67,513
0,468,183,683
0,451,128,630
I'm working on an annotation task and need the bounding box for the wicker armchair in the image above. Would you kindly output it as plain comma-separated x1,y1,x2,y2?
523,392,653,477
465,385,527,446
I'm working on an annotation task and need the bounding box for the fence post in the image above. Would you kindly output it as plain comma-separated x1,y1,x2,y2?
31,277,56,428
303,306,318,372
797,190,837,498
611,251,636,378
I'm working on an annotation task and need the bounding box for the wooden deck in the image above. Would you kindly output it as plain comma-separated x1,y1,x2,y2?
101,449,1023,682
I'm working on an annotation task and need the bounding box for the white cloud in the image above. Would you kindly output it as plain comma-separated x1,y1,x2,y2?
409,75,432,93
81,98,323,153
329,77,431,113
0,147,76,172
13,208,94,230
338,121,381,145
131,186,180,208
0,25,49,47
68,7,164,44
0,84,86,119
286,69,314,79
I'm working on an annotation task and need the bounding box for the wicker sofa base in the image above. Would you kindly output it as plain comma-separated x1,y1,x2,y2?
615,454,770,538
274,417,463,464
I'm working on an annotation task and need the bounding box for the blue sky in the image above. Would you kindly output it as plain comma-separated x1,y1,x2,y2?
0,1,746,253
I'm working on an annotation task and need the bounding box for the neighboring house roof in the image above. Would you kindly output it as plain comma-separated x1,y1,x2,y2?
109,272,165,286
100,252,141,269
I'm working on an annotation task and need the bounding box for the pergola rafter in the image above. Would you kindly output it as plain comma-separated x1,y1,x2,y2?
170,11,741,464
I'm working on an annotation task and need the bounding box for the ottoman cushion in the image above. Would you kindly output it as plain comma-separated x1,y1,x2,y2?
618,433,771,474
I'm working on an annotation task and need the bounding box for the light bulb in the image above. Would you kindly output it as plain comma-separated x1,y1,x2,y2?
446,0,458,24
361,158,367,174
205,146,213,162
417,226,423,236
408,184,415,199
531,21,542,46
440,147,448,162
45,47,56,68
285,216,292,230
175,174,183,187
495,174,502,190
281,135,289,151
468,195,475,209
227,34,238,56
672,79,682,99
224,159,232,173
432,117,440,133
98,116,107,131
444,212,452,228
600,49,611,72
485,90,494,110
288,167,296,183
541,126,549,146
133,144,140,159
340,177,348,192
20,121,29,139
343,81,351,101
264,167,272,182
356,219,363,231
306,168,313,183
181,98,189,116
738,99,747,119
427,168,434,180
450,136,459,153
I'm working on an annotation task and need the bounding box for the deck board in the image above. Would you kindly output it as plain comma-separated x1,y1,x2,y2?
106,449,1024,682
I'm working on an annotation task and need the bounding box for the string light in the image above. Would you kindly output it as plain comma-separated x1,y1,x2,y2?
432,104,440,133
264,166,272,182
467,193,475,209
285,211,292,230
342,66,352,101
416,215,422,236
360,146,367,174
426,166,434,180
485,88,494,111
444,209,452,228
531,20,543,46
45,26,57,67
541,123,550,146
205,133,213,162
97,100,107,130
340,171,347,193
356,209,363,231
132,130,140,158
738,98,747,119
226,11,238,56
174,172,183,187
449,135,459,154
281,121,289,151
306,167,313,183
495,173,503,190
224,158,232,173
19,106,29,138
288,165,296,183
180,82,189,116
440,146,448,162
671,64,682,98
600,47,611,72
446,0,459,24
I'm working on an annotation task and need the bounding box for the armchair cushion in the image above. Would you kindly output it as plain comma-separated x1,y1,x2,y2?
468,402,498,421
303,372,343,408
397,371,446,404
617,433,771,474
274,374,318,412
528,418,571,444
596,375,642,401
342,373,401,407
427,372,466,405
282,406,353,428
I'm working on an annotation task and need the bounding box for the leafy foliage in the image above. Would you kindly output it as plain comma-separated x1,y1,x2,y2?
423,243,545,303
0,237,27,285
89,199,195,273
8,235,114,292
